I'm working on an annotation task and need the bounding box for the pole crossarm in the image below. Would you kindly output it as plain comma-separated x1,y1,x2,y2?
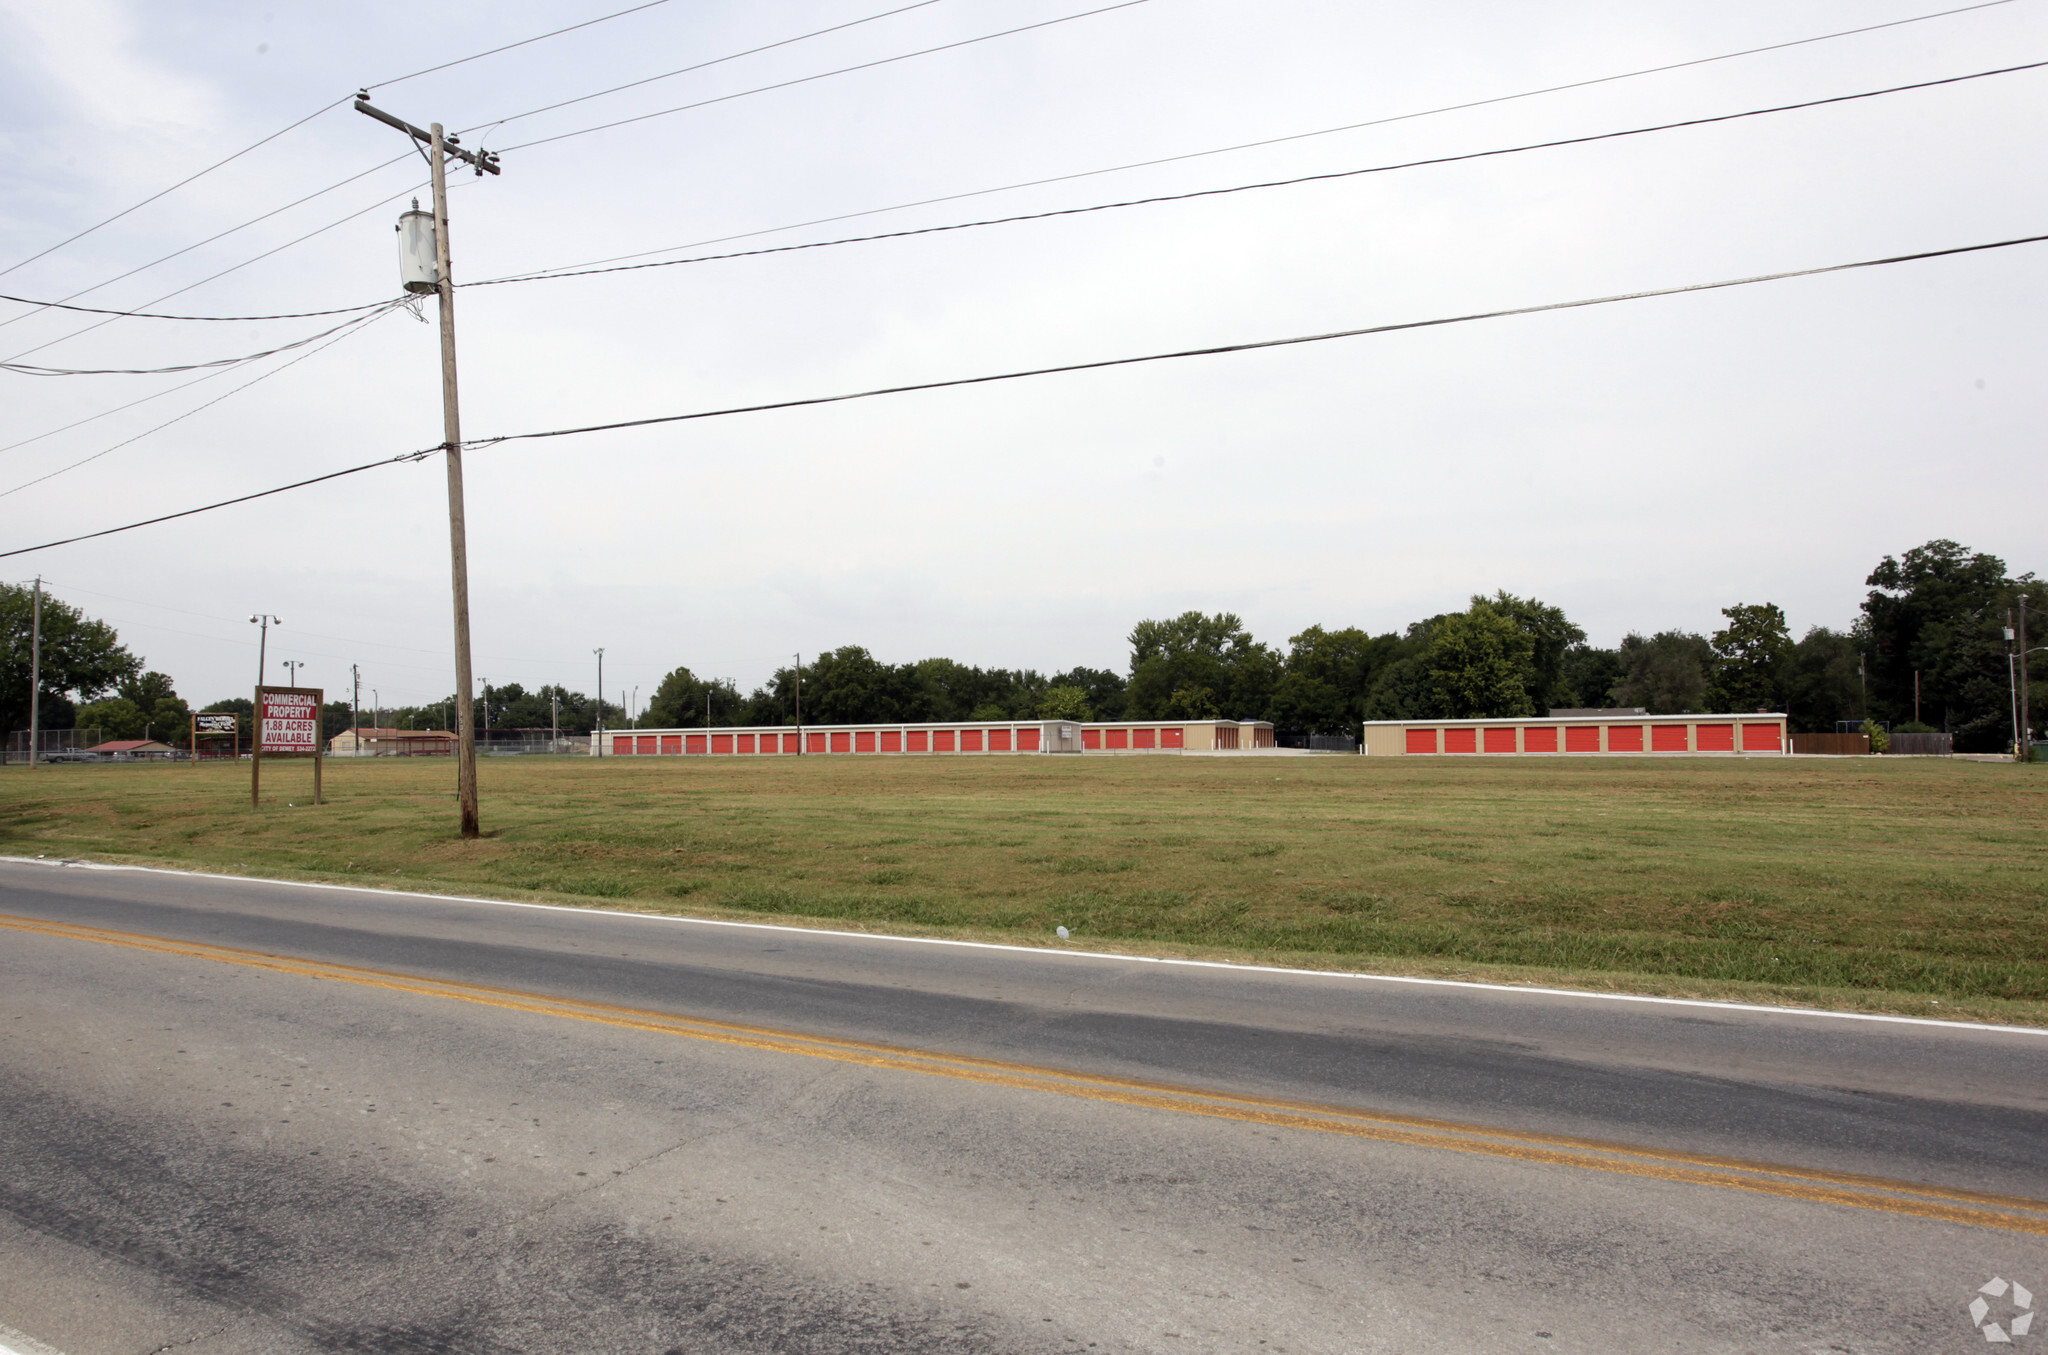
353,97,501,174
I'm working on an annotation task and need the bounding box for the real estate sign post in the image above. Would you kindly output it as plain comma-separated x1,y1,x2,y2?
253,686,323,807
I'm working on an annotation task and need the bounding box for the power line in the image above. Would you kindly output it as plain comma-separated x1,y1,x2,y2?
363,0,677,92
1,180,438,365
0,305,404,499
0,1,683,285
456,0,957,136
0,153,419,338
0,367,261,458
495,0,2021,282
6,229,2041,562
470,58,2048,289
2,301,408,376
493,0,1152,154
0,291,407,322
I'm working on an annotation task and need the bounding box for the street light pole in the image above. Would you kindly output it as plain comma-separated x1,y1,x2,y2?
793,652,803,755
250,614,280,692
2022,594,2034,762
594,648,605,756
355,95,498,839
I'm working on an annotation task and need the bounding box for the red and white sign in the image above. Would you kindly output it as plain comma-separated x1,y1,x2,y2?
259,690,320,754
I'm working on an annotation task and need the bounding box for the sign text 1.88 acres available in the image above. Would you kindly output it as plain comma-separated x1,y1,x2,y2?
259,691,320,754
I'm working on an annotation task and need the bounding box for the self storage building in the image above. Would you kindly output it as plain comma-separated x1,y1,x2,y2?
590,718,1276,757
1360,712,1787,756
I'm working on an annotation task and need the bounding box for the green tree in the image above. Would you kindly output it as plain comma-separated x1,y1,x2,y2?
1859,539,2034,751
1419,600,1537,718
0,583,142,737
1556,643,1625,709
1780,626,1862,733
1270,624,1408,734
1048,666,1126,721
1481,591,1585,712
1038,685,1092,721
75,696,147,742
641,667,746,727
1611,631,1713,713
1125,612,1279,720
1706,603,1792,712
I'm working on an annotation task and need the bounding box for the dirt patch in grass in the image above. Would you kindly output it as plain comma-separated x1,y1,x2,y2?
4,754,2045,1023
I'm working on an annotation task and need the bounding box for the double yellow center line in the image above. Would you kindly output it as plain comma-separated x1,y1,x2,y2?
6,910,2044,1236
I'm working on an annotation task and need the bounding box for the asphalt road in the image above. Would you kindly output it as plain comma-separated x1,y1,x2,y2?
0,856,2043,1354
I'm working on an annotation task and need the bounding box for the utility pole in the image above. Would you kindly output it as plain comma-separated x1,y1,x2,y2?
793,653,802,754
594,648,605,756
1857,652,1867,723
355,94,498,839
2009,611,2022,758
551,691,559,750
351,664,360,754
1913,670,1920,726
250,614,280,691
2022,594,2033,762
27,576,41,768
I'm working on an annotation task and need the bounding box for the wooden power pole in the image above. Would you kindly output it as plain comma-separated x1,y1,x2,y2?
355,95,498,838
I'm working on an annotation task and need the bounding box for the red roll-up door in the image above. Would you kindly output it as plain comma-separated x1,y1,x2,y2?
881,731,902,753
1608,725,1643,752
1564,725,1600,753
907,730,928,752
961,730,982,752
660,735,682,755
806,732,827,753
685,734,706,754
1106,729,1128,750
1405,728,1437,754
735,734,754,754
1160,727,1183,748
829,731,849,753
989,729,1011,751
855,731,876,753
1483,727,1517,754
1651,724,1688,752
1444,728,1477,753
633,736,654,755
1524,727,1557,753
711,734,733,754
1082,729,1101,749
1017,728,1040,751
1133,728,1155,749
1742,723,1783,752
613,735,633,755
934,730,955,752
1695,723,1734,752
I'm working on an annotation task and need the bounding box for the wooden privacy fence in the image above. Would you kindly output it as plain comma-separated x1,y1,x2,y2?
1792,732,1869,755
1887,732,1955,756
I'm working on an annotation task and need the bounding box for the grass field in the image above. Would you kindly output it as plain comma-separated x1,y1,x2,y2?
3,753,2045,1023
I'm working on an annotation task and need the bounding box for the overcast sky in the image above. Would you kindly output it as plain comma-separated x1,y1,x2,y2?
2,0,2042,713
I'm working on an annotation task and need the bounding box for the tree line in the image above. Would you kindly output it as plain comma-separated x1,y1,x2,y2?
3,539,2035,754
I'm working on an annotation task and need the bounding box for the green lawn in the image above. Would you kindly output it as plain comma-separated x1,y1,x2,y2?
4,753,2044,1023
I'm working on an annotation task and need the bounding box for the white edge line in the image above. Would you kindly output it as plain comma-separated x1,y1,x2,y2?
3,854,2042,1036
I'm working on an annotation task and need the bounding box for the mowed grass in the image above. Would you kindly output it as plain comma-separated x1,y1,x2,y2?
3,753,2045,1022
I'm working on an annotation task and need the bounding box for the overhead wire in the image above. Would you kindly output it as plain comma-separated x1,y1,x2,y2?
454,0,958,136
491,0,1153,154
0,291,406,322
0,0,987,342
494,0,2022,281
6,229,2042,561
1,301,408,376
0,0,682,284
468,58,2048,289
0,305,405,498
0,181,439,365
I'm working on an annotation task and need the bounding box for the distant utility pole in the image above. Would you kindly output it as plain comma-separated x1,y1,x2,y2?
793,653,803,755
355,93,499,839
2009,611,2022,757
250,614,280,692
1913,670,1920,726
2022,594,2034,761
351,664,361,752
551,692,559,750
1857,652,1867,721
594,648,605,756
27,576,41,768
